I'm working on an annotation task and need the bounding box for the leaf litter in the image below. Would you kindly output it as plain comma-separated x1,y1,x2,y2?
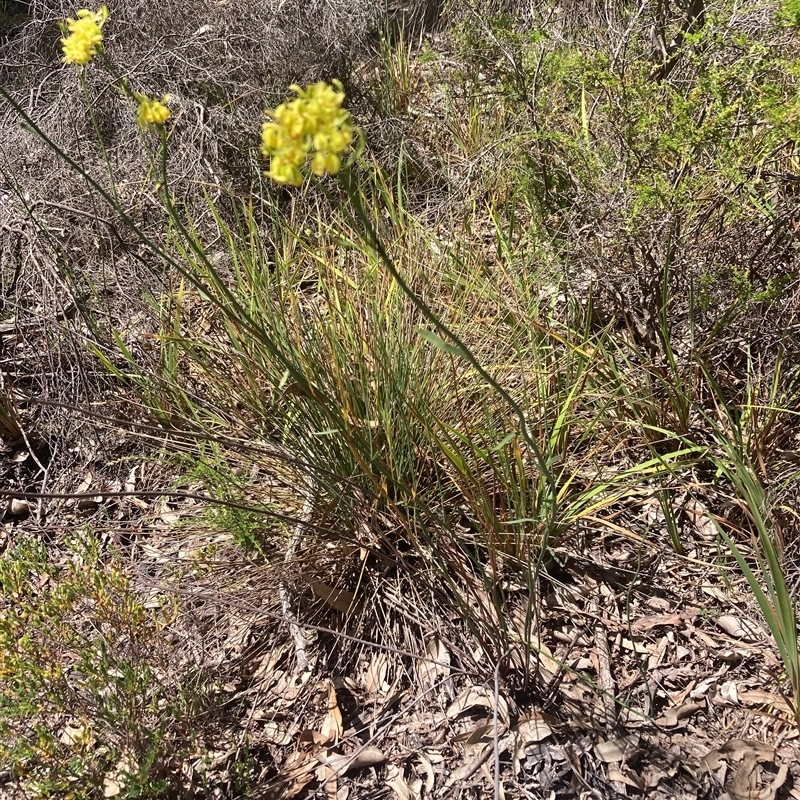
8,462,798,799
2,445,797,800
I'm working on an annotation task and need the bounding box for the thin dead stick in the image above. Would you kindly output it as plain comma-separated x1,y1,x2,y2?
595,623,617,733
494,647,513,800
279,483,314,673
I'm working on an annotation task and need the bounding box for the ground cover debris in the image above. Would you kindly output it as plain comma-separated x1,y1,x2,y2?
1,0,800,796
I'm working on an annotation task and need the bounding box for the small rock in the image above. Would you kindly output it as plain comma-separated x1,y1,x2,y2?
9,498,30,517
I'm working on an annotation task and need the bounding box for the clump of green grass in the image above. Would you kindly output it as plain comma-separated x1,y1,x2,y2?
0,532,236,798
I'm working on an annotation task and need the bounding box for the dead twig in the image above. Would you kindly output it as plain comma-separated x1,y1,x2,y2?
280,483,314,673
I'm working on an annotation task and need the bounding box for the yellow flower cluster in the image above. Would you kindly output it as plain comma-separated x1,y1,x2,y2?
261,80,354,186
135,94,171,128
61,6,108,66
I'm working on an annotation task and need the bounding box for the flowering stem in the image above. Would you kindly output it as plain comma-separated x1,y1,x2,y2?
0,85,332,419
78,70,119,205
149,126,347,416
98,52,132,100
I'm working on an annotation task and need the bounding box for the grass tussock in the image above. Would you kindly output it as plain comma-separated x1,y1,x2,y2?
2,0,800,796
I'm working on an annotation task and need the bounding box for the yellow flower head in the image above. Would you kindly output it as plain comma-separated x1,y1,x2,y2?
135,94,171,128
61,6,108,66
261,79,355,186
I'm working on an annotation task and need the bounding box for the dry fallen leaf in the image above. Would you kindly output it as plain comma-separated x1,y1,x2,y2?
516,710,553,745
620,636,650,654
701,584,729,603
631,613,684,633
513,710,554,775
102,776,121,799
308,580,359,614
729,748,784,800
702,738,787,800
272,670,308,703
661,702,704,727
529,634,561,678
415,752,436,793
365,653,389,695
386,763,420,800
124,465,149,510
75,470,93,495
684,498,717,541
417,636,450,690
261,720,293,746
283,750,318,798
318,747,385,774
718,680,739,705
716,614,762,643
319,680,343,744
445,740,493,787
59,719,90,746
252,642,290,682
609,763,645,791
594,734,640,763
737,689,795,717
645,596,672,612
454,722,494,745
102,754,137,799
446,685,509,727
315,760,338,800
689,677,717,700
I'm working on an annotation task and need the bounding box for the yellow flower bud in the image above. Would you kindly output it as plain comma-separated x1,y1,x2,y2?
311,151,341,176
261,123,282,154
269,156,303,186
